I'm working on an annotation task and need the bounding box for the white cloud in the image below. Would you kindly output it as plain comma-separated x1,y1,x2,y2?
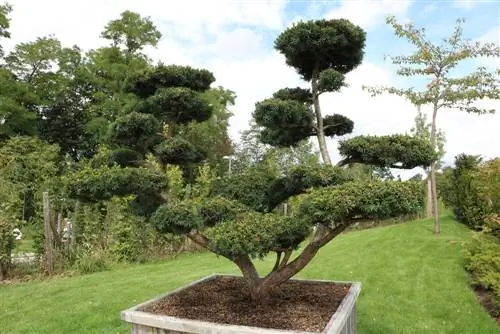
453,0,496,10
208,28,265,61
326,0,412,30
205,54,305,139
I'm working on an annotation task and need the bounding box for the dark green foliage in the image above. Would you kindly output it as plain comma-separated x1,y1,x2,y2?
274,19,366,81
129,193,165,218
0,220,14,280
210,168,276,212
338,134,436,169
0,68,38,141
464,230,500,312
272,87,312,104
439,155,499,230
67,166,168,203
322,114,354,137
107,148,142,167
38,97,98,161
151,202,201,235
298,180,425,228
147,87,212,124
253,98,313,147
266,165,351,211
91,148,142,168
0,3,12,58
208,212,310,259
107,112,161,153
155,138,205,165
318,69,346,93
127,65,215,99
197,196,248,227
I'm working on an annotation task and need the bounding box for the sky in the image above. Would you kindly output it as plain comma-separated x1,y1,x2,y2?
3,0,500,176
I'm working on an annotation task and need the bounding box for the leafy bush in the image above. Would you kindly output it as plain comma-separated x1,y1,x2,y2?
463,229,500,312
0,220,14,280
72,246,110,274
439,155,500,230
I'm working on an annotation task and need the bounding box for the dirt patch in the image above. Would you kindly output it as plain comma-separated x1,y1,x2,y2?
473,286,500,325
143,276,351,332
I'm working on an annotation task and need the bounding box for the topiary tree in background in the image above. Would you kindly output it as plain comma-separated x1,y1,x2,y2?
254,19,366,165
67,19,437,302
68,63,216,217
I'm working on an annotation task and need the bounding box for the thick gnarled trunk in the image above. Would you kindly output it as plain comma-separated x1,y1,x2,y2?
240,225,346,301
188,224,346,302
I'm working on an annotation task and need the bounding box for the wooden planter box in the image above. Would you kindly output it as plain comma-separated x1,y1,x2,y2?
121,274,361,334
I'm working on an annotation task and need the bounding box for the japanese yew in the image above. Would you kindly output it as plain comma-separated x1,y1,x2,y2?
68,20,437,302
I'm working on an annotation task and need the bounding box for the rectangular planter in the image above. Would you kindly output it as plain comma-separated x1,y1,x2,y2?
121,274,361,334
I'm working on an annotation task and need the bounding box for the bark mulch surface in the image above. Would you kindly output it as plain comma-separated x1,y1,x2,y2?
473,286,500,325
143,276,351,332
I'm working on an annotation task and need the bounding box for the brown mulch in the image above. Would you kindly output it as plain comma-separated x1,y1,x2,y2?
144,276,351,332
473,286,500,325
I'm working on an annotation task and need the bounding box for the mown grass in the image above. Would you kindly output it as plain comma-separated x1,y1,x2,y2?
1,216,497,333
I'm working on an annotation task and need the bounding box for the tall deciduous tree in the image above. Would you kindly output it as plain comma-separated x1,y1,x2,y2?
254,19,366,165
100,10,162,55
363,16,500,234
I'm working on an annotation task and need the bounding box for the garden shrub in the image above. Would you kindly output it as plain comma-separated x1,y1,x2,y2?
0,220,14,280
72,245,110,274
463,222,500,313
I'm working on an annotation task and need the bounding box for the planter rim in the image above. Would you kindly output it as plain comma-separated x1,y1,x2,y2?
121,273,361,334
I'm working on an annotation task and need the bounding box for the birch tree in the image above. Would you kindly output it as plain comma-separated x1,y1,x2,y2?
364,16,500,234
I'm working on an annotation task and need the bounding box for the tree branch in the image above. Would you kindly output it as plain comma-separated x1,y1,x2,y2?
272,251,282,272
279,249,293,269
261,223,347,288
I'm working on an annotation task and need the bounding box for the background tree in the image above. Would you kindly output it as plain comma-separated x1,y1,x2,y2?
254,19,366,165
0,67,38,140
0,2,12,58
100,10,161,55
364,16,500,234
231,121,320,176
179,86,236,178
409,106,446,217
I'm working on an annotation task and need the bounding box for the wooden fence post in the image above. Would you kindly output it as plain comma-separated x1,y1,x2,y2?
43,192,54,275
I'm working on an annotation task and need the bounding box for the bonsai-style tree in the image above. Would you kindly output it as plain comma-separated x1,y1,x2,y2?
254,19,366,165
68,64,436,301
68,63,216,216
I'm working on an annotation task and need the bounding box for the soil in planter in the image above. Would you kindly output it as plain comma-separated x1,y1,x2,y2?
143,276,351,332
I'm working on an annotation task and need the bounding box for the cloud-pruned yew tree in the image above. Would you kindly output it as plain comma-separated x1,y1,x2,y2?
68,63,216,216
67,19,437,302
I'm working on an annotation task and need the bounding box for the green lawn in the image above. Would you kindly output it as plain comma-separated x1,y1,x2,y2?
1,216,497,333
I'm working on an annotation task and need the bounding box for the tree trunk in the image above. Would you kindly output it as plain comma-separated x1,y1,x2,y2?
167,122,175,138
426,172,433,217
233,256,264,300
311,69,332,166
430,103,440,234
